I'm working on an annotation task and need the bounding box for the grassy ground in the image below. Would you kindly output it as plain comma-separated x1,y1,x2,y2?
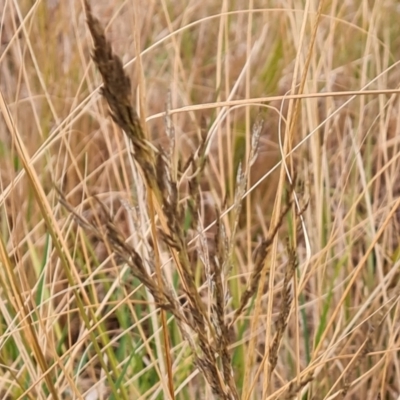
1,0,400,399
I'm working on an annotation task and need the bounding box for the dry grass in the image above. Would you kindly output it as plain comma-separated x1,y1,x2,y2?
0,0,400,399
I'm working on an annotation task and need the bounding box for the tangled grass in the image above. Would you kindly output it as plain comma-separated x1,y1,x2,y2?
0,0,400,399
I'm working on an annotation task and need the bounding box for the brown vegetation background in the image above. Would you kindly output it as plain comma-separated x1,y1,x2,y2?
0,1,400,399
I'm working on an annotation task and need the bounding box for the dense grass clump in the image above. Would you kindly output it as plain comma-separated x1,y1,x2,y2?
0,1,400,399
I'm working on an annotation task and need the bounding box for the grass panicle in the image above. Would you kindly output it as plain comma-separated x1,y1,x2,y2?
57,4,297,398
268,245,297,381
231,200,293,326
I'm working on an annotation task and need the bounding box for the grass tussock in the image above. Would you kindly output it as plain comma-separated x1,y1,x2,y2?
0,0,400,399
